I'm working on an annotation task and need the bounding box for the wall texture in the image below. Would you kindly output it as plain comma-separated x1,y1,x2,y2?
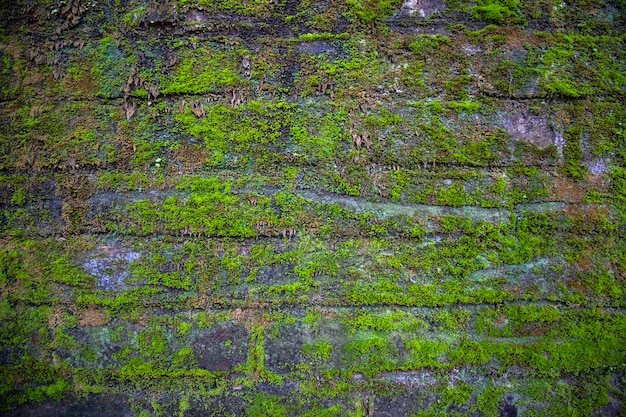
1,0,625,415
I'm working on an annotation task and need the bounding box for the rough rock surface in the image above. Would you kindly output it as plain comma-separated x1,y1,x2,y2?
1,0,625,416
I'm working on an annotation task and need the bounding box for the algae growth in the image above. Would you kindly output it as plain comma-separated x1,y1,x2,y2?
0,0,625,415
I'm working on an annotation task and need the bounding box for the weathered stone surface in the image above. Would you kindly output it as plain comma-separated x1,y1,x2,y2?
1,0,625,415
265,324,309,373
295,41,337,56
4,395,132,417
193,323,249,371
504,114,557,149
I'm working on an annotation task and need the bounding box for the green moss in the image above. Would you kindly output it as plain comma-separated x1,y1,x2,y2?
245,394,288,417
441,382,473,407
89,36,130,98
291,106,348,161
408,35,451,56
245,325,284,383
563,127,586,179
301,340,333,361
437,183,470,207
471,0,519,23
299,405,343,417
343,0,403,25
177,0,281,17
21,380,70,404
345,332,397,377
122,5,146,27
444,75,471,100
346,310,427,333
51,254,93,288
96,172,149,192
432,309,471,331
9,187,28,205
405,339,450,368
1,3,625,414
118,176,265,237
477,384,504,417
363,108,402,129
174,100,293,168
298,33,351,42
409,223,426,239
446,100,481,114
161,48,243,95
544,79,586,97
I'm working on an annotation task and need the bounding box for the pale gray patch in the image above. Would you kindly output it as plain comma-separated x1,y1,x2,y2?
586,157,608,176
377,370,437,387
554,130,565,156
295,41,335,55
401,0,446,17
83,246,141,290
505,113,556,149
462,43,481,55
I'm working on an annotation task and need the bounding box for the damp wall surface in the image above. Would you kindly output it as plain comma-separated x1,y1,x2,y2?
0,0,626,416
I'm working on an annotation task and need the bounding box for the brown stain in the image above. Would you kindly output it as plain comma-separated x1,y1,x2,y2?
48,305,67,330
171,144,209,176
550,176,585,203
108,132,136,171
63,69,98,96
230,305,273,329
78,307,110,327
61,200,88,234
23,68,46,86
562,204,610,223
314,306,338,320
575,253,594,271
97,246,129,257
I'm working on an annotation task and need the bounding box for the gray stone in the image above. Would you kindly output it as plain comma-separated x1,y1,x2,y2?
193,323,249,371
